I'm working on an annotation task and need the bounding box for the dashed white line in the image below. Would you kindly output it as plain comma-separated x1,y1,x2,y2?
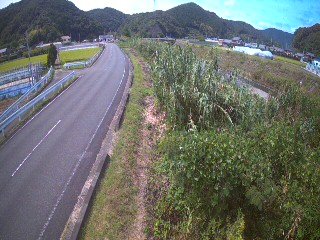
11,120,61,177
38,50,128,239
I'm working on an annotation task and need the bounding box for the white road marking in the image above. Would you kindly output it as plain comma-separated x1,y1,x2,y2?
11,120,61,177
2,77,79,149
38,47,128,239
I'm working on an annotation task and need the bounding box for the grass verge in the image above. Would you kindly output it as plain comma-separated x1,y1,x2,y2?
79,48,150,239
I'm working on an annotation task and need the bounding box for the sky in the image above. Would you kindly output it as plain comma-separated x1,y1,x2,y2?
0,0,319,33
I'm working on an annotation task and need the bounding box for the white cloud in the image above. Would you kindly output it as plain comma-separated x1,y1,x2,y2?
224,0,235,6
256,21,276,29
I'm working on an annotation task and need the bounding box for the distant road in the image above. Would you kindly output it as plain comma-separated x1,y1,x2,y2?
0,43,129,239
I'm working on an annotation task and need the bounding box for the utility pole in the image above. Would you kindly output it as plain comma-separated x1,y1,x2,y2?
79,33,80,43
25,30,33,84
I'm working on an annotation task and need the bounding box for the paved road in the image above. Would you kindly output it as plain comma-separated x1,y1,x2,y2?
0,43,129,239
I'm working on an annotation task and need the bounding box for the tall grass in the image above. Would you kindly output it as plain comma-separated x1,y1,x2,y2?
132,39,320,239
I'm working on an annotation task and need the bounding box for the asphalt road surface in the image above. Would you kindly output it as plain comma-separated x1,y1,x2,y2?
0,43,129,239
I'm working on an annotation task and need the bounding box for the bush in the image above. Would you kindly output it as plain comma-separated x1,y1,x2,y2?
132,39,320,239
23,46,50,58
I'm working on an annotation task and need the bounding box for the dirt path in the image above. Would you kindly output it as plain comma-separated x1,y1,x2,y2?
127,52,165,240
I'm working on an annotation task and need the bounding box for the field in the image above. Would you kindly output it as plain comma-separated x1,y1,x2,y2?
275,55,306,67
59,47,100,64
190,44,320,96
0,55,47,72
0,47,101,72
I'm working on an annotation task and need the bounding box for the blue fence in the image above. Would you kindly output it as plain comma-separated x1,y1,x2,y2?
0,71,75,135
0,67,53,124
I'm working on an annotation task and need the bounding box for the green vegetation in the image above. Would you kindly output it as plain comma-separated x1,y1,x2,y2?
260,28,294,50
0,0,102,48
0,0,293,50
0,54,46,72
190,44,320,96
59,47,100,64
47,44,57,67
0,47,100,72
293,23,320,56
87,7,127,33
275,55,306,67
132,39,320,239
119,2,291,46
79,50,150,239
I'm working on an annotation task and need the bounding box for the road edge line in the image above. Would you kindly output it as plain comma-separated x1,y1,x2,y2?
60,51,134,240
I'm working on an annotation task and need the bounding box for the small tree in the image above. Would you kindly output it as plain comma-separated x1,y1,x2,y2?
47,43,57,67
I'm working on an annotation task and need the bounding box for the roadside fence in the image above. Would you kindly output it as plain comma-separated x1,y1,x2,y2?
0,66,54,123
0,71,75,135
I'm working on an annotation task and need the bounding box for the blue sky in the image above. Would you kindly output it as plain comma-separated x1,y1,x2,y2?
1,0,319,33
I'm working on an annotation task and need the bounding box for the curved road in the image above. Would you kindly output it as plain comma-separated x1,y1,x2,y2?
0,43,129,239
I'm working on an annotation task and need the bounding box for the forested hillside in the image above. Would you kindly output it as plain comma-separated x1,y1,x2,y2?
293,23,320,56
261,28,294,49
87,7,127,33
0,0,295,49
120,10,185,38
0,0,102,48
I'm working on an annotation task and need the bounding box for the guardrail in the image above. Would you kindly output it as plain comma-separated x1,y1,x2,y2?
63,48,103,69
0,71,75,135
0,83,32,100
0,66,54,123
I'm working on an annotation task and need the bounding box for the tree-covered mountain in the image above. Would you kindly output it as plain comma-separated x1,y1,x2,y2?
119,2,288,46
87,7,127,33
260,28,294,49
165,2,265,40
293,23,320,56
0,0,295,50
120,10,185,38
0,0,103,48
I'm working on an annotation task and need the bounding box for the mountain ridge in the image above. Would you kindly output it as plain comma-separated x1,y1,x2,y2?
0,0,294,50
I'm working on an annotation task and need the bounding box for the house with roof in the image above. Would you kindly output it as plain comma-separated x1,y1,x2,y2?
285,49,294,57
0,48,8,57
232,37,242,45
296,52,304,59
99,35,114,42
223,39,233,47
61,35,71,44
259,44,266,50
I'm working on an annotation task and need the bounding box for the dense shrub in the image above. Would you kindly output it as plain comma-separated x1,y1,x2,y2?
132,39,320,239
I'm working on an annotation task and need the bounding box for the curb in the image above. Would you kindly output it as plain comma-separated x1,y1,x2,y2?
60,51,134,240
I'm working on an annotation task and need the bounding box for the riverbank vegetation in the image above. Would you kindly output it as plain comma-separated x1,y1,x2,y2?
131,39,320,239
